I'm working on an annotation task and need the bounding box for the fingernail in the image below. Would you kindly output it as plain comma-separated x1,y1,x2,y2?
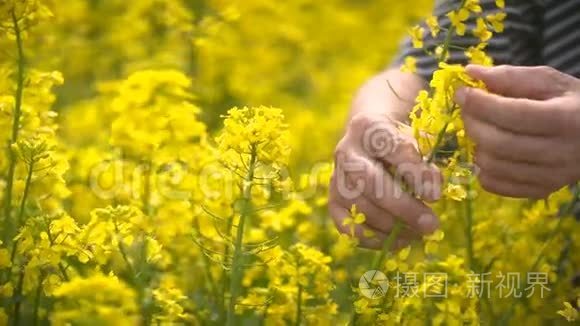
418,214,438,233
455,87,467,106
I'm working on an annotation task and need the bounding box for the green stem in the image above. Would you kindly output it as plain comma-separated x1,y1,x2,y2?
438,0,468,62
16,162,33,227
4,9,25,237
438,26,455,62
220,215,234,323
8,161,34,273
32,274,45,326
465,181,475,271
39,215,70,282
114,219,153,325
11,268,25,326
226,147,258,326
350,221,404,325
447,44,467,51
295,283,302,326
193,219,220,308
426,0,468,163
113,219,139,281
426,121,450,164
372,221,404,271
8,160,34,324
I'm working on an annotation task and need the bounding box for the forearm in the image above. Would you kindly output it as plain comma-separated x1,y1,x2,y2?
349,69,427,124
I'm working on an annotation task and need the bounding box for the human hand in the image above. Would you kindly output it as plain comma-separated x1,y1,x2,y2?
329,110,442,249
456,65,580,198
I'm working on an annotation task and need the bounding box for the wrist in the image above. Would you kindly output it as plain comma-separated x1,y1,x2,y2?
349,69,427,125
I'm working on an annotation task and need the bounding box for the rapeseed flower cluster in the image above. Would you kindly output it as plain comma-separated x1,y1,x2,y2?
407,0,505,201
0,0,576,325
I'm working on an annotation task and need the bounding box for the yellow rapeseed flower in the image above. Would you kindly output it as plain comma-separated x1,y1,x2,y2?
447,9,470,36
426,16,440,37
401,56,418,73
409,25,425,48
473,17,492,42
486,12,507,32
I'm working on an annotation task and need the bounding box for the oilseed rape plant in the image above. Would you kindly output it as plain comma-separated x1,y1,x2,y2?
0,0,577,325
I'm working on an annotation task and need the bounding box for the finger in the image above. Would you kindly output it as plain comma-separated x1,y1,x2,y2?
475,150,566,190
330,175,420,250
342,154,439,234
393,161,442,202
348,114,442,201
328,201,387,249
462,113,559,166
465,65,571,100
328,201,418,250
340,196,395,233
478,171,551,199
456,87,558,136
330,173,396,233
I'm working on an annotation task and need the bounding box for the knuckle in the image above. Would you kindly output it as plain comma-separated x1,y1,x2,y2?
557,98,580,134
349,113,375,131
492,64,511,75
389,138,419,163
535,65,558,76
461,87,476,109
333,140,347,163
535,65,572,96
492,65,514,81
392,136,415,154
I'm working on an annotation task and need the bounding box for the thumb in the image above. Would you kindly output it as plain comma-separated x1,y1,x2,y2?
465,64,567,100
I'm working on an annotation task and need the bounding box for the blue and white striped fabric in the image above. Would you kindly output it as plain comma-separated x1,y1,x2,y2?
394,0,580,79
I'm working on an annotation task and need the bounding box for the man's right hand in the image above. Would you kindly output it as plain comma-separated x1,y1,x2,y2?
328,70,442,249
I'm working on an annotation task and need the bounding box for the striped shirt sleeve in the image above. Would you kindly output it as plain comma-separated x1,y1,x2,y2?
540,0,580,78
392,0,543,81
